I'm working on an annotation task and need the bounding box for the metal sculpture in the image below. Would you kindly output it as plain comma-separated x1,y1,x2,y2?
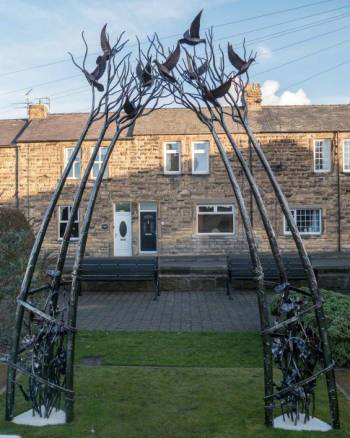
149,14,339,428
5,9,340,430
5,27,165,422
5,26,116,420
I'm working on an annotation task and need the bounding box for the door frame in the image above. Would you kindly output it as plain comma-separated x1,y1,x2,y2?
113,202,132,256
139,202,158,254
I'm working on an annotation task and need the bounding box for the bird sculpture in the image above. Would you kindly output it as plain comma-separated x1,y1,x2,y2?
202,78,232,103
136,61,153,87
154,43,181,82
84,55,107,92
101,24,113,59
185,51,208,80
179,10,206,46
228,43,255,76
123,97,138,119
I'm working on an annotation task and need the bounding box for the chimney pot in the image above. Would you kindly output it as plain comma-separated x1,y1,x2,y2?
245,83,262,111
28,104,48,120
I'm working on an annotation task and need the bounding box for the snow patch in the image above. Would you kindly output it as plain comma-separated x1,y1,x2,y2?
274,414,332,431
12,407,66,426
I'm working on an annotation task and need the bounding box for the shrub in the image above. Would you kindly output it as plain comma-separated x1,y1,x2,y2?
270,289,350,368
0,208,51,356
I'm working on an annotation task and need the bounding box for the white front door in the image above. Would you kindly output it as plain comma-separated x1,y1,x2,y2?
114,210,132,256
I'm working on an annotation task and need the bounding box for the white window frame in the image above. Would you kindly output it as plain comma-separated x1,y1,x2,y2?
64,148,80,179
196,204,235,236
163,141,181,175
343,139,350,173
284,208,322,236
91,146,109,179
192,141,209,175
313,139,331,173
58,206,79,241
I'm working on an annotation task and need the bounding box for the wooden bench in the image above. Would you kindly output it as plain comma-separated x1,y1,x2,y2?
226,254,306,297
78,256,160,300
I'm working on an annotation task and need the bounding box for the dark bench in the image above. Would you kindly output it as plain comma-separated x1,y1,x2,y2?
226,254,306,297
78,256,160,300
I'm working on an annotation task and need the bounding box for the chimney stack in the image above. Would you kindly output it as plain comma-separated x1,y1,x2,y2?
28,103,48,120
245,83,262,111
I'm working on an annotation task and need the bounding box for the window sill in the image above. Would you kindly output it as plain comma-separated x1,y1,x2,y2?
284,234,322,239
193,233,235,238
89,177,110,181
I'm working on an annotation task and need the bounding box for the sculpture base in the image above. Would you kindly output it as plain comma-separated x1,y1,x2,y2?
0,435,22,438
12,407,66,426
274,414,331,431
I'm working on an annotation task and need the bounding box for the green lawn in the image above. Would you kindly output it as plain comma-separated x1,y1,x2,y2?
76,331,263,368
0,331,349,438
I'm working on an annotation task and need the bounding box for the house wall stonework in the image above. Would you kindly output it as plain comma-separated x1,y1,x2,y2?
0,147,17,207
1,128,349,257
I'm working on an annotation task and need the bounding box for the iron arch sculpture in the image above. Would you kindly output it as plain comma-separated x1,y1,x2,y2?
5,11,339,431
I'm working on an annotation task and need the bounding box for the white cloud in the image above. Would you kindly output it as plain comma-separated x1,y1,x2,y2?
261,80,310,105
256,45,272,62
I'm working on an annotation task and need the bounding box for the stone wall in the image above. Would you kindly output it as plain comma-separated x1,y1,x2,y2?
0,147,17,207
0,130,349,256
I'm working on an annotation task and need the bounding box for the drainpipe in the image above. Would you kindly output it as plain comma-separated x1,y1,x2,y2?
249,139,253,226
26,143,30,220
335,131,341,252
12,120,30,209
15,146,19,208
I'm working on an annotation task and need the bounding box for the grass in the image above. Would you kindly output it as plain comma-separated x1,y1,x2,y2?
336,369,350,396
0,331,349,438
75,331,263,368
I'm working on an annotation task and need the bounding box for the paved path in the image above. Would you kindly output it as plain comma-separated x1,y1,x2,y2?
77,290,264,332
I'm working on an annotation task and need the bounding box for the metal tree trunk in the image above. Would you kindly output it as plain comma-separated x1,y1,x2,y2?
219,117,287,284
65,127,122,422
5,116,96,421
210,127,274,427
240,119,339,429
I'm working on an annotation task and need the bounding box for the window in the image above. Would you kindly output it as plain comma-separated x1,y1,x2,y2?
58,206,79,240
192,141,209,174
164,142,181,174
197,205,234,235
64,148,80,179
284,208,321,236
343,140,350,172
314,140,331,172
91,147,108,179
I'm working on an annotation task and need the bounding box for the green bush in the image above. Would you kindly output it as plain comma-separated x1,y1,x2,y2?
0,208,52,355
270,289,350,368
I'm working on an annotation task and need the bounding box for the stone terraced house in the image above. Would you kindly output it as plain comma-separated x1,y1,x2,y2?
1,84,350,260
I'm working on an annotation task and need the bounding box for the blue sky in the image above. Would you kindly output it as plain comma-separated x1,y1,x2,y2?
0,0,349,118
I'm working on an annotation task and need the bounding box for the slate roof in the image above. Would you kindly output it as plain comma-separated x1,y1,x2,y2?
0,119,27,146
3,105,350,144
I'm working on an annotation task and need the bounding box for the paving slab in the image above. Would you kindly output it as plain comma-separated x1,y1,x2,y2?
77,290,264,332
